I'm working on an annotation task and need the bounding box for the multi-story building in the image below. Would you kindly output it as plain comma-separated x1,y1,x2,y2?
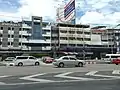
0,21,30,51
0,16,119,59
21,16,52,51
51,23,117,59
0,16,52,56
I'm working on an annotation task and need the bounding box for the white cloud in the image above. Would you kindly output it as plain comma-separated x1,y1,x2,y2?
0,0,60,21
0,0,120,25
78,11,120,24
79,11,104,24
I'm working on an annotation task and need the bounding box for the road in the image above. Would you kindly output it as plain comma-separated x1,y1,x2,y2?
0,64,120,90
0,79,120,90
0,64,119,75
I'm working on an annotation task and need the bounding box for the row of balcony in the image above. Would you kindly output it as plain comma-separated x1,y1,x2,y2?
0,45,30,50
0,39,51,44
0,30,31,36
59,40,114,45
0,45,51,51
60,33,91,38
42,32,51,36
59,27,91,32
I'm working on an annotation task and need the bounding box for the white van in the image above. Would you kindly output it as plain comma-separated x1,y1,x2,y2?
13,56,40,66
102,54,120,63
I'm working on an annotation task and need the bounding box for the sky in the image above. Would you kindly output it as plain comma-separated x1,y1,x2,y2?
0,0,120,24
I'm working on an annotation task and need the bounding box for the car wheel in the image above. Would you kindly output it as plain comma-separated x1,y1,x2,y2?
35,62,40,66
18,62,23,66
59,63,64,68
116,63,118,65
78,62,83,67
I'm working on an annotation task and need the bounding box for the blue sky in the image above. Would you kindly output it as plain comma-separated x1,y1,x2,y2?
0,0,21,12
0,0,120,24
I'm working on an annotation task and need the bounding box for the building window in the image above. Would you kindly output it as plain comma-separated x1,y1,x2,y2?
19,35,22,38
77,38,83,41
69,37,75,40
60,37,67,40
69,31,75,34
8,27,11,30
19,28,21,31
8,42,13,45
60,30,67,33
8,35,14,38
84,32,90,34
77,31,82,34
84,38,90,41
1,27,3,30
45,37,50,39
12,28,14,30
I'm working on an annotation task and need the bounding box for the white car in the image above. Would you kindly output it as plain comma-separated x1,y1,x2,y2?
53,56,86,67
4,57,15,62
13,56,40,66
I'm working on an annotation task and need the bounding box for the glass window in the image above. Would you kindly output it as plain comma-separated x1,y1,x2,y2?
8,27,11,30
29,57,36,59
69,57,76,60
111,56,119,58
19,28,21,31
1,27,3,30
62,57,69,60
16,57,28,59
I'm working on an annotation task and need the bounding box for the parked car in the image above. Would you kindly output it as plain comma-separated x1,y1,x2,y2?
42,56,54,63
4,57,15,62
53,56,86,67
5,56,40,66
112,57,120,65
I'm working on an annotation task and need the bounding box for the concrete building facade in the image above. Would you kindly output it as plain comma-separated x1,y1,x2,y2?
51,23,117,59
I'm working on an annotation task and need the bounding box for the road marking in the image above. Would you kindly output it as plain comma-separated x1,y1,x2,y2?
0,75,11,85
112,70,120,74
0,82,5,85
92,74,120,78
0,75,11,78
20,73,54,82
85,71,98,76
54,72,94,80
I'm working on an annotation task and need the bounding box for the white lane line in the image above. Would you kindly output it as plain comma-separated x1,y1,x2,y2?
54,72,94,80
93,74,120,78
85,71,120,79
112,70,120,74
20,73,54,82
0,75,11,78
85,71,98,76
0,82,5,85
0,75,11,85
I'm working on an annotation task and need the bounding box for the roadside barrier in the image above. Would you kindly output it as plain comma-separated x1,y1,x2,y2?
85,60,97,64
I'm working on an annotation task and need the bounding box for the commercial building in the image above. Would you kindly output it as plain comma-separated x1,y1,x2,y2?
0,21,25,50
0,15,119,59
0,16,51,55
51,23,117,59
21,16,52,51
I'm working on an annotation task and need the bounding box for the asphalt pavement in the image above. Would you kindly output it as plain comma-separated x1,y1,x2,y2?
0,64,120,90
0,79,120,90
0,64,119,76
